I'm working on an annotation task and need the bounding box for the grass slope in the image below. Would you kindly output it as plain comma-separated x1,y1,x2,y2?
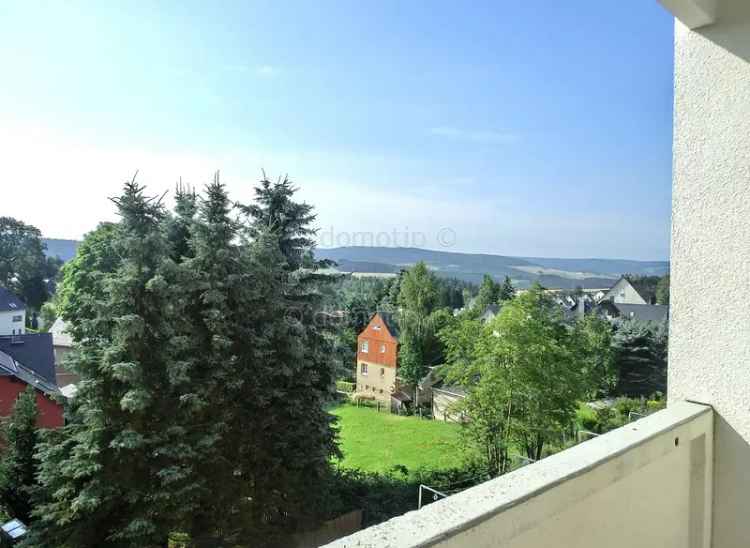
331,403,465,473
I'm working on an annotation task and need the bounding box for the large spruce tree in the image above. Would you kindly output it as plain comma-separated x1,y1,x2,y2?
27,182,186,547
237,174,338,544
29,175,338,547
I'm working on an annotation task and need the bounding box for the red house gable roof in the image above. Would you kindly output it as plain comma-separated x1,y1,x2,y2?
360,312,399,342
357,312,399,368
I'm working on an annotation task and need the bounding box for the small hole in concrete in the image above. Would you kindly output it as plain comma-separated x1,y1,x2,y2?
674,437,679,447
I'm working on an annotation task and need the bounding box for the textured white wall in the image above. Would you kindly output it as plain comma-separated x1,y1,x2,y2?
669,3,750,547
0,310,25,336
324,403,713,548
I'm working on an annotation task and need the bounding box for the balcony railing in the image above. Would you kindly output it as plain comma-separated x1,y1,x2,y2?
324,401,713,548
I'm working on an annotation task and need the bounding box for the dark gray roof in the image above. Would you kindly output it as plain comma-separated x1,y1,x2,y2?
391,390,412,402
377,311,400,338
612,303,669,323
480,304,501,322
0,349,60,397
0,287,25,312
0,333,57,385
433,382,467,398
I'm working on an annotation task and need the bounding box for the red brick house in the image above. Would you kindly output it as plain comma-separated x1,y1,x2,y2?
0,335,64,429
355,312,401,406
0,289,65,428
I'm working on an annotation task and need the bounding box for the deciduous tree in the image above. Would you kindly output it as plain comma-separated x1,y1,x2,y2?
0,217,60,309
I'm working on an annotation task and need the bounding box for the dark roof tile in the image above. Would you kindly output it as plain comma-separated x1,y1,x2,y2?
0,287,25,312
0,334,57,385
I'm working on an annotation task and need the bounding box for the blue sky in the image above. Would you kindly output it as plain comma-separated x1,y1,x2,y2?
0,1,675,260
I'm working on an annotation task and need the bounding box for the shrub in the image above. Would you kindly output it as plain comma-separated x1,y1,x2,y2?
575,404,598,432
322,462,489,528
336,380,355,393
613,397,644,418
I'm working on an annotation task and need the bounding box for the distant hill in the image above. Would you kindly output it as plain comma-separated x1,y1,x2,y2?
41,239,668,290
315,247,669,289
518,257,669,277
43,239,80,262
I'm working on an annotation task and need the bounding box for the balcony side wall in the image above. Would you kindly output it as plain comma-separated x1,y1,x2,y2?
669,3,750,547
324,403,712,548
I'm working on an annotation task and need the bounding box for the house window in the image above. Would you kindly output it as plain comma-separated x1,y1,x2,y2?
380,368,385,377
373,325,381,331
380,344,386,353
361,341,369,353
361,363,368,375
12,315,22,322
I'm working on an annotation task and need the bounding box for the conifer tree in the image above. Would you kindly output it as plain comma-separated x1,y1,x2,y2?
499,276,514,301
28,175,339,548
171,175,338,545
169,176,252,544
0,387,40,523
237,173,316,270
27,182,185,547
236,174,338,544
164,183,198,262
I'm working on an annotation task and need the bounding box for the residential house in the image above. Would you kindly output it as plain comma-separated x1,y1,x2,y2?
354,312,402,408
0,335,63,428
431,383,467,422
50,317,79,388
479,304,501,323
0,287,26,336
325,3,748,547
598,301,669,324
0,289,64,427
598,276,648,305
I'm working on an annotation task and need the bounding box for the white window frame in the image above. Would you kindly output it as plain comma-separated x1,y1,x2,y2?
380,344,386,353
361,341,369,353
361,363,368,376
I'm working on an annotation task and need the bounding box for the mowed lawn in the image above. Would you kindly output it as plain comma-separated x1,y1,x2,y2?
330,403,466,472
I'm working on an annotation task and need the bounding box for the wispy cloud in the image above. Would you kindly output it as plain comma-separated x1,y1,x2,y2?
256,65,278,77
429,126,520,145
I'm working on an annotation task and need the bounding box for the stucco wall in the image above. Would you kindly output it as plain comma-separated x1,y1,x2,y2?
432,390,466,422
0,310,25,336
668,3,750,547
325,403,713,548
605,278,647,305
356,359,396,402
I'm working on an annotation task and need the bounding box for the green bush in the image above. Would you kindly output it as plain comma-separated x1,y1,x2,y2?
576,404,598,432
646,397,666,413
322,462,489,528
336,380,355,393
613,397,644,417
